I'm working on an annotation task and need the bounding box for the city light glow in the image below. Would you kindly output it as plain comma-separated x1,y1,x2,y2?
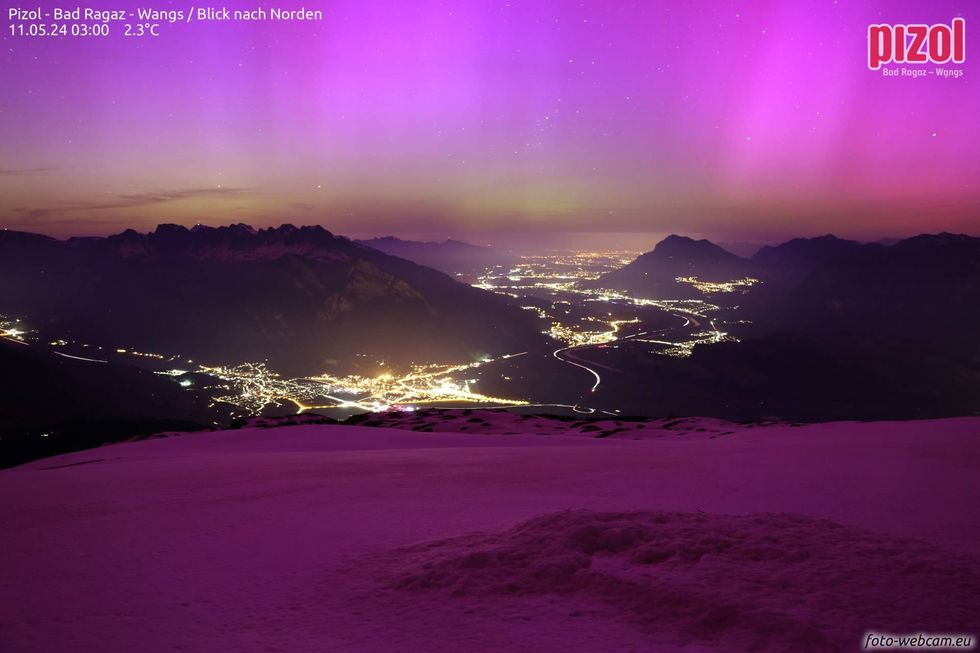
1,252,761,419
675,276,761,294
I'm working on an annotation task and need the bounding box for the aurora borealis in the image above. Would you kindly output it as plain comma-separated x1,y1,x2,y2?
1,0,976,246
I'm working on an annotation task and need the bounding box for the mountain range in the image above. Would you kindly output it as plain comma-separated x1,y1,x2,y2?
593,233,887,296
748,232,980,354
594,232,979,351
1,225,977,437
0,224,550,375
356,236,516,276
584,231,980,420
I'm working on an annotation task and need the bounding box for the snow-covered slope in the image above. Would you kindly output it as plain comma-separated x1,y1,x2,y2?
1,417,978,652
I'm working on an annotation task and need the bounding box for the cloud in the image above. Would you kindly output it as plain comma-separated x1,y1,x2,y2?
0,167,57,176
98,186,254,211
5,186,254,221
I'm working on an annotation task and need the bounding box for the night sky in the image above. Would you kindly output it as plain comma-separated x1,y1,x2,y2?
1,0,977,247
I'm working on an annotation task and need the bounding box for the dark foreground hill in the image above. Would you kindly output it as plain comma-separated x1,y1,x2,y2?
0,224,552,375
579,333,979,421
0,342,215,467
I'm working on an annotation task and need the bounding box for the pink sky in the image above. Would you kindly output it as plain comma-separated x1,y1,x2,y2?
1,0,977,246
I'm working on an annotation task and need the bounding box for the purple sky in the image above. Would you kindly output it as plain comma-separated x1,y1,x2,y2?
1,0,977,247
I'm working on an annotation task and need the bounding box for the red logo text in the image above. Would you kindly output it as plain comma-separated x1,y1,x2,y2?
868,18,965,70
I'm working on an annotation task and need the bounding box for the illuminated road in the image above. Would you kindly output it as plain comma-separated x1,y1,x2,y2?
552,346,601,392
549,308,717,398
54,352,108,364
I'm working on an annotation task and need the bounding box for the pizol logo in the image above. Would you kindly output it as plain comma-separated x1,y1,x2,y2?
868,18,965,70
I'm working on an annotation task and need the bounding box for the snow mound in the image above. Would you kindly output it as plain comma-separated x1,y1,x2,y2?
351,408,750,439
385,510,980,652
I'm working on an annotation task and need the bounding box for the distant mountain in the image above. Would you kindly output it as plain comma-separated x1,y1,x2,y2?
356,236,515,276
751,233,980,355
0,224,552,375
751,235,880,287
593,231,974,307
590,235,751,297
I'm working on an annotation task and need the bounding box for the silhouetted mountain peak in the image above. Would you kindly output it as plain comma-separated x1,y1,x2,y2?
591,235,748,295
360,236,481,249
893,232,977,252
85,223,352,261
659,234,700,246
636,235,745,266
751,235,873,274
647,235,742,260
355,236,509,275
757,234,848,250
153,223,191,236
292,224,333,237
276,223,298,231
0,229,57,245
224,223,258,235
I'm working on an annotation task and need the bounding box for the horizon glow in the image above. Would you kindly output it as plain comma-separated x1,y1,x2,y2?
1,0,977,247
